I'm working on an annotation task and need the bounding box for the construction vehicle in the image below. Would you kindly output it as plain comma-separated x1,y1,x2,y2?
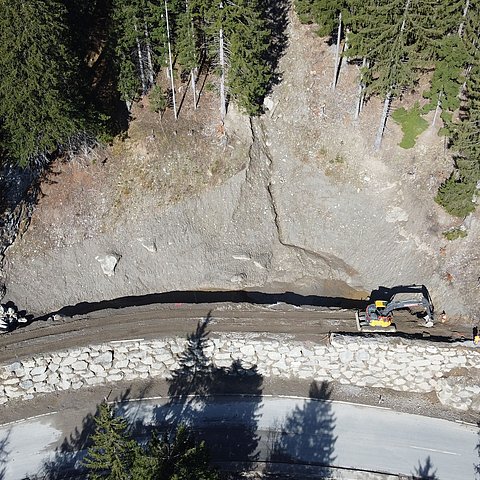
356,284,434,333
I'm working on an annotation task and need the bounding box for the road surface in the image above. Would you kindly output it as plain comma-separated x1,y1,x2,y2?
0,395,477,479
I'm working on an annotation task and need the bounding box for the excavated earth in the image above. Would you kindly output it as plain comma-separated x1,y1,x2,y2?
1,12,479,325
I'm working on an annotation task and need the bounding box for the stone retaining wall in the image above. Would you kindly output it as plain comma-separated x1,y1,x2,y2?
1,333,480,411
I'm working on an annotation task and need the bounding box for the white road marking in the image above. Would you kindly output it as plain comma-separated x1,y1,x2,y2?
0,411,58,427
409,445,460,456
110,338,144,343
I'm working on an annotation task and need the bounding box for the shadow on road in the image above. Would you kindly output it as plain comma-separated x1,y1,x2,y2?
412,456,438,479
475,421,480,478
126,314,264,470
37,289,368,321
26,388,144,479
0,429,10,480
264,380,336,477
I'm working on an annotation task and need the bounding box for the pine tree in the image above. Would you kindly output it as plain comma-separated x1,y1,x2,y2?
82,403,139,480
175,0,202,108
0,0,86,166
294,0,317,24
423,36,468,127
436,63,480,216
226,0,273,115
150,425,219,480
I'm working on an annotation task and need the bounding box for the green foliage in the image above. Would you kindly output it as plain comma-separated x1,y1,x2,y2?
226,0,273,115
435,174,477,218
295,0,317,23
0,0,86,166
83,404,218,480
422,36,468,123
442,227,467,241
82,403,139,480
391,102,428,149
150,85,168,114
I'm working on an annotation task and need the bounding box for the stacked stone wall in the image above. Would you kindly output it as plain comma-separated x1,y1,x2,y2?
1,333,479,411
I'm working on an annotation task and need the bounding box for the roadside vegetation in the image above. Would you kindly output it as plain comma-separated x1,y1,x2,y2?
83,402,219,480
0,0,478,218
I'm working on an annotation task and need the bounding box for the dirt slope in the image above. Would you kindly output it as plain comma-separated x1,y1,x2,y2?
2,11,479,322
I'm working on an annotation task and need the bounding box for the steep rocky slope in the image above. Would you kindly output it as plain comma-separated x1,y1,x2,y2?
2,12,479,320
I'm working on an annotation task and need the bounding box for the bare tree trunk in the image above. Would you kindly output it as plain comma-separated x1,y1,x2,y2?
374,92,392,150
144,22,155,86
355,57,367,119
458,0,470,37
186,0,197,109
432,91,442,127
191,69,197,109
165,0,177,119
134,22,147,93
219,24,226,121
332,12,342,91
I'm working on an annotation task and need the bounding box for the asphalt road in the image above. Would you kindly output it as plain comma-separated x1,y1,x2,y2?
0,396,477,479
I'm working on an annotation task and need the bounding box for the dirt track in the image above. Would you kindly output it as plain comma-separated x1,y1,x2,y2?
0,302,471,364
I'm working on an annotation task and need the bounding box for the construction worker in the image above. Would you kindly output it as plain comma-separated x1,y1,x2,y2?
473,326,480,345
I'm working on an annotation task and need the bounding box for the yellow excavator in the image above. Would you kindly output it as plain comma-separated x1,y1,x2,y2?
356,284,434,333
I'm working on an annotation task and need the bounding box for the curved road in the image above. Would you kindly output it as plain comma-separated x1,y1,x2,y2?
0,395,477,479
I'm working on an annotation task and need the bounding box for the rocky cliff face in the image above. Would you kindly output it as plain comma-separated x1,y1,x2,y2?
2,12,479,319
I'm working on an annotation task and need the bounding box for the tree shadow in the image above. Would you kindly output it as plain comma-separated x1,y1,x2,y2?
264,381,336,477
121,313,264,472
0,429,10,480
25,386,151,479
475,421,480,478
262,0,290,92
413,456,438,479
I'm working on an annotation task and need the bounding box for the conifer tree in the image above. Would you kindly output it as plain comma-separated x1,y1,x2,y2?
150,425,219,480
0,0,86,166
176,0,202,108
226,0,273,115
423,36,468,127
82,403,139,480
436,63,480,217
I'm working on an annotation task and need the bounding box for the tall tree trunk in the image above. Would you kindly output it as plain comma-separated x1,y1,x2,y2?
191,69,197,109
165,0,177,119
432,91,442,127
134,22,147,93
332,12,342,91
186,0,197,109
458,0,470,37
144,22,155,86
374,92,392,150
219,18,226,121
355,57,367,119
374,0,409,148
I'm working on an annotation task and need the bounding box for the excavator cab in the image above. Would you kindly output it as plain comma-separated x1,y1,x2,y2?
365,303,392,328
356,284,434,333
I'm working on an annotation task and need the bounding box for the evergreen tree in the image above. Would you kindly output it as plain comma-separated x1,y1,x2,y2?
111,0,167,105
226,0,273,115
82,403,139,480
436,63,480,217
0,0,86,166
294,0,317,24
150,425,219,480
423,36,469,126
